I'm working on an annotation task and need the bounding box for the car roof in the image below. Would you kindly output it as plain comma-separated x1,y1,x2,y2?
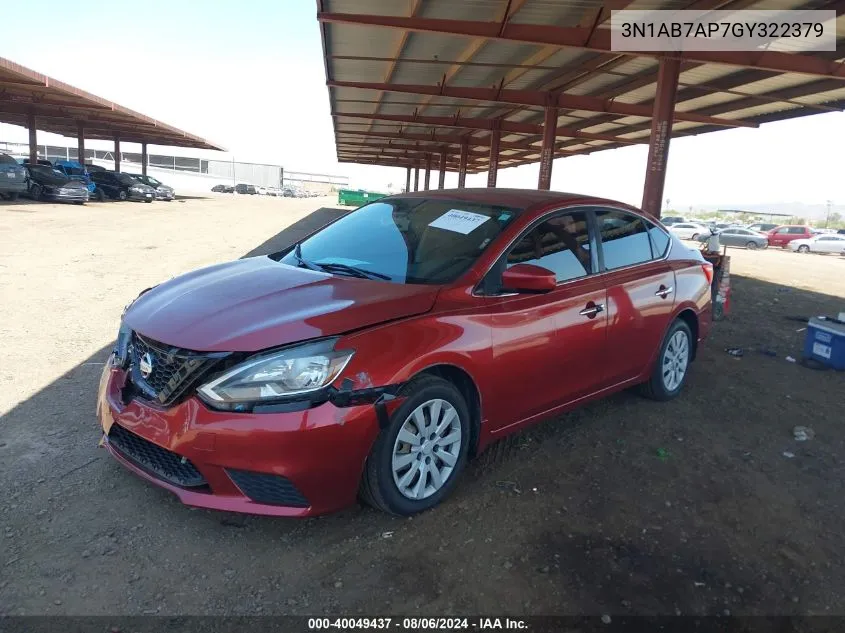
386,188,641,216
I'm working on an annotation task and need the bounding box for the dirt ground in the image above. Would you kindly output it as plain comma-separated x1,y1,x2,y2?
1,195,844,617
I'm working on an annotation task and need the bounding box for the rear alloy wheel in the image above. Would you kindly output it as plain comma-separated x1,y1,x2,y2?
360,375,470,516
118,190,128,201
746,241,758,250
798,245,810,253
640,319,693,401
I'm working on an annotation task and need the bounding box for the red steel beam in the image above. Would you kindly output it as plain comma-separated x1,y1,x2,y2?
28,111,37,165
77,121,85,165
438,149,447,189
538,105,557,191
333,111,643,144
487,123,500,188
327,81,757,128
458,141,468,188
641,59,681,218
405,166,411,193
338,129,586,154
318,13,845,81
414,166,420,191
337,139,489,156
424,153,432,190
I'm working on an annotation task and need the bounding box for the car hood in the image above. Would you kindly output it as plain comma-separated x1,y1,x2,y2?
123,256,441,352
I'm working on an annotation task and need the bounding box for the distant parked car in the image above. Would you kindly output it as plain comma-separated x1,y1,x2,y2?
668,222,708,240
0,153,28,201
746,222,778,232
234,183,256,195
661,216,686,226
282,187,295,197
211,184,232,193
838,229,845,235
85,164,107,173
90,171,155,202
788,234,845,254
24,164,89,204
52,160,98,197
127,174,175,201
256,186,268,195
22,158,53,167
767,225,813,248
699,227,768,250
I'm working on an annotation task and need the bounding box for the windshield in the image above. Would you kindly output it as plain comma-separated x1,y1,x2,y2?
145,176,161,187
276,198,518,285
29,165,68,180
117,174,139,185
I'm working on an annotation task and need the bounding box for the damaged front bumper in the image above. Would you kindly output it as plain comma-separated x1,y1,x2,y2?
97,364,402,516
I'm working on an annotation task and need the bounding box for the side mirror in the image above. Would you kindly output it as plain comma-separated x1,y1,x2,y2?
501,263,556,293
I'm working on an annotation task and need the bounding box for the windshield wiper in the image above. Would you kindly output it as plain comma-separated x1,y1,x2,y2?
292,243,321,272
315,262,391,281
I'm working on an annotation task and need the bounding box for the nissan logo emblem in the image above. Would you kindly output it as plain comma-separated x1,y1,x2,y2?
139,352,154,379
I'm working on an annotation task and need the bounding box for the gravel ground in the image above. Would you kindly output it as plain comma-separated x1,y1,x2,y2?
1,196,844,616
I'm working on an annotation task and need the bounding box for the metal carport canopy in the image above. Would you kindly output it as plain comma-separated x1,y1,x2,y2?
316,0,845,216
0,57,224,150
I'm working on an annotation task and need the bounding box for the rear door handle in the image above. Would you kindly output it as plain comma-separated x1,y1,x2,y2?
579,302,605,318
655,285,674,299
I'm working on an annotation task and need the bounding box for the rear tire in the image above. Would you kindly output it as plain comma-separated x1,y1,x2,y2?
30,184,42,201
96,189,106,202
359,375,471,516
691,233,699,241
639,319,693,401
798,245,810,253
746,241,758,250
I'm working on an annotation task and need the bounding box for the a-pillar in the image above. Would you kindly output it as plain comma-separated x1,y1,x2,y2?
641,58,681,219
438,149,447,189
457,141,468,188
141,142,148,176
537,104,557,190
414,165,420,191
28,111,37,165
114,134,121,172
487,123,500,188
77,122,85,166
405,166,411,193
424,153,431,190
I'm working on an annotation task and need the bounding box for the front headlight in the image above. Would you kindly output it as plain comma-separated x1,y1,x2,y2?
197,339,354,406
130,186,143,193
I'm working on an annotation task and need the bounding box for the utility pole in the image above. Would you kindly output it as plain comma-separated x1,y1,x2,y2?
826,199,832,228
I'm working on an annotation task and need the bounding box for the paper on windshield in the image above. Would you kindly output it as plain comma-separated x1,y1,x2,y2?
429,209,490,234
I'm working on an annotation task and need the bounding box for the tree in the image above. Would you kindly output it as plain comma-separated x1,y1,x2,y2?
828,211,842,228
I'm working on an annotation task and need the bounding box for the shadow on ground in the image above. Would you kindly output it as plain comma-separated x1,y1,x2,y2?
2,211,844,616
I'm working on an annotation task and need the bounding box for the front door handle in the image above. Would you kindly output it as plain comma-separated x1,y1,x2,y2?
579,302,605,318
655,285,674,299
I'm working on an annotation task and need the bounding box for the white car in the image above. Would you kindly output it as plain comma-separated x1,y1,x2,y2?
789,234,845,254
256,186,268,195
668,222,709,240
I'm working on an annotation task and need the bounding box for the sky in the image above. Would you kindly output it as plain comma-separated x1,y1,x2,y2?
1,0,843,211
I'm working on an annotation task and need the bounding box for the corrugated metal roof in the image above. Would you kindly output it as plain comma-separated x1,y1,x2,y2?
320,0,845,172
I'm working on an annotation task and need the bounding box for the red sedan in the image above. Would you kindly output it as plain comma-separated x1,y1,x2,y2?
97,189,713,516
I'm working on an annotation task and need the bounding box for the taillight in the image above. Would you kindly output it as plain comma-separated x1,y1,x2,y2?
701,262,714,285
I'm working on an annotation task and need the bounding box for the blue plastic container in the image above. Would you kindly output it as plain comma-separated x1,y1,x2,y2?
804,317,845,370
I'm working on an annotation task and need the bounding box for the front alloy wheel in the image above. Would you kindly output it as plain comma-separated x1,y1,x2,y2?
746,241,758,250
798,245,810,253
391,399,462,501
118,190,128,201
360,375,470,515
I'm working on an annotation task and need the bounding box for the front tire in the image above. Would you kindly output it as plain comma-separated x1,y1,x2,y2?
144,199,152,203
746,241,758,250
360,375,471,516
640,319,693,401
691,233,699,241
6,192,19,202
30,184,42,201
798,245,810,253
96,189,106,202
118,190,128,201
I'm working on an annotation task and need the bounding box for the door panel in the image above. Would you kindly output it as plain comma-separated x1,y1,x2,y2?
602,262,676,385
486,277,607,430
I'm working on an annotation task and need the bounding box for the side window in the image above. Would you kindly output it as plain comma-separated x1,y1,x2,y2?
645,220,670,258
789,227,805,234
506,210,592,282
596,209,653,270
776,227,789,234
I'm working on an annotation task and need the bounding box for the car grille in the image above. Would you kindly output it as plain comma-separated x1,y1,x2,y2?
108,424,207,488
128,333,224,406
226,469,309,507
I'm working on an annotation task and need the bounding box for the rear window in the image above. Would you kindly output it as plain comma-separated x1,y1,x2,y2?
645,220,671,257
0,153,17,165
596,209,653,270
